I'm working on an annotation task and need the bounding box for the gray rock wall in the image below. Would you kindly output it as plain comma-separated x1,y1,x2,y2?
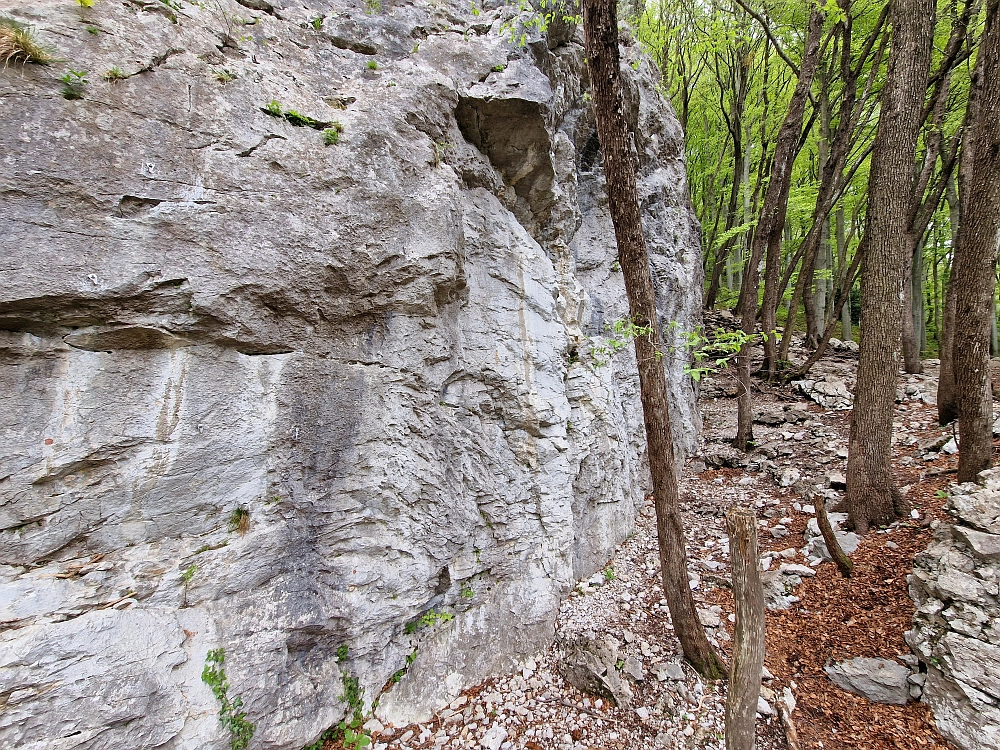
0,1,702,747
907,472,1000,750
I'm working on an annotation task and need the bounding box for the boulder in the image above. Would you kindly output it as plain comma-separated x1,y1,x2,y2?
557,636,633,708
824,658,910,705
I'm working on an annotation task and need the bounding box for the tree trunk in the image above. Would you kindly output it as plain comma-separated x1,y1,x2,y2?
724,506,765,750
758,8,825,378
846,0,933,533
582,0,725,679
837,205,852,341
916,240,927,352
954,0,1000,482
901,235,925,373
938,175,962,423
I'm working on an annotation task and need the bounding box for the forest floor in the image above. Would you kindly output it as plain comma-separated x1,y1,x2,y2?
364,344,972,750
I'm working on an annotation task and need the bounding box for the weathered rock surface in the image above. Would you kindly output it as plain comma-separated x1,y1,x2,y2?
907,477,1000,750
0,1,702,748
791,375,854,410
824,657,911,705
557,634,633,708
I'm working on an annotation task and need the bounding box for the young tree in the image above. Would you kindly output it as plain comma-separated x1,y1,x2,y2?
846,0,935,533
953,0,1000,482
582,0,725,679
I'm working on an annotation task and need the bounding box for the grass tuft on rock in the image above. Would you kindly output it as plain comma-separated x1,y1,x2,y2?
0,18,54,66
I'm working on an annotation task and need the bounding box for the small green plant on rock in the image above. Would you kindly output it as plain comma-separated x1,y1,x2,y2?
284,108,321,127
263,100,333,130
59,69,89,99
310,15,324,30
365,59,378,70
500,0,582,47
460,584,475,598
202,648,256,750
213,68,237,83
404,607,454,634
75,0,96,7
180,564,197,606
491,63,505,72
603,565,615,581
432,140,452,167
1,18,54,65
323,123,344,145
228,506,250,535
85,24,100,34
365,0,380,14
104,66,126,81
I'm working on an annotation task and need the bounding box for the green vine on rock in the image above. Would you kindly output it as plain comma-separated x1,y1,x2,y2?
202,648,256,750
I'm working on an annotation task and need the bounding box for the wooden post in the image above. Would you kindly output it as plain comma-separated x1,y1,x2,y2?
725,506,765,750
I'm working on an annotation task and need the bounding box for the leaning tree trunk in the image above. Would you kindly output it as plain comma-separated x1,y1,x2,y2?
758,8,825,378
846,0,933,533
724,506,765,750
582,0,725,680
954,0,1000,482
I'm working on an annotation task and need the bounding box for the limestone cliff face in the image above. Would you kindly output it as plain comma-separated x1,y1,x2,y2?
0,0,701,747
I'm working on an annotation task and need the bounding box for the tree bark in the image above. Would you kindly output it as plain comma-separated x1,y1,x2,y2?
846,0,933,533
724,506,765,750
954,0,1000,482
582,0,725,679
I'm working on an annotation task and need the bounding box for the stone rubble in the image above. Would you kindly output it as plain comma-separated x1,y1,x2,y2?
907,471,1000,750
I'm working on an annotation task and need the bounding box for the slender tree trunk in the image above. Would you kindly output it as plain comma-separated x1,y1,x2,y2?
837,205,852,341
582,0,725,679
937,176,962,423
846,0,933,533
901,237,925,373
788,246,864,380
724,506,765,750
954,0,1000,482
916,240,927,352
759,8,825,378
807,84,833,349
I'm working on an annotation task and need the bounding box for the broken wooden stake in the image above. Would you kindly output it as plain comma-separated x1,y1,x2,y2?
815,494,853,577
724,505,765,750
